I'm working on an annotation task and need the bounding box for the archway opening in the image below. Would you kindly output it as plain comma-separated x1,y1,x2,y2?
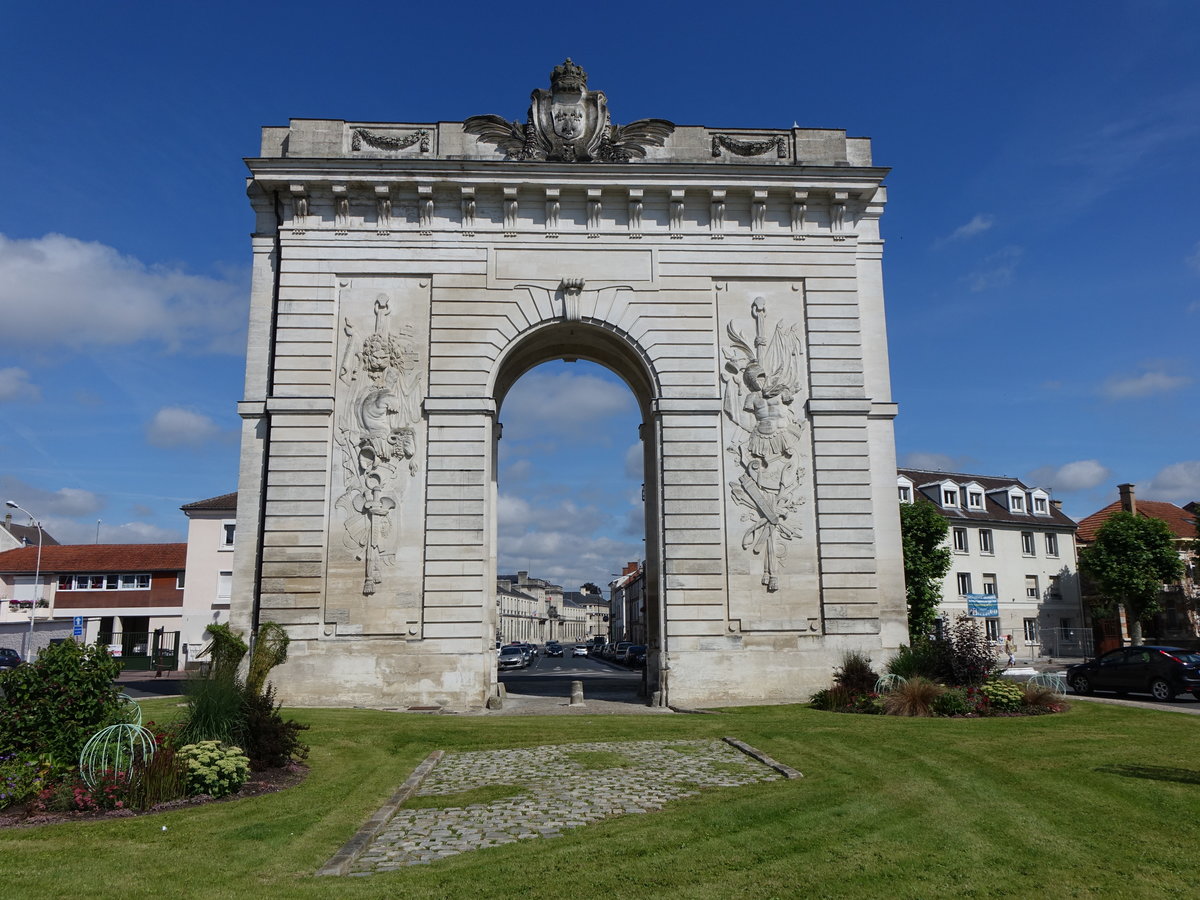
491,323,662,705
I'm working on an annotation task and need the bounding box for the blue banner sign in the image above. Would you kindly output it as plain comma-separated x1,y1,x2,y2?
966,595,999,617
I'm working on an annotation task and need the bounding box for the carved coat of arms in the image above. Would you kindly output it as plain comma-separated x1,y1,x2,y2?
721,299,806,592
464,58,674,162
335,294,423,596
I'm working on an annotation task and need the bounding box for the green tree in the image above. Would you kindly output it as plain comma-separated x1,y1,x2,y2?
899,500,952,639
580,582,602,595
1079,511,1185,645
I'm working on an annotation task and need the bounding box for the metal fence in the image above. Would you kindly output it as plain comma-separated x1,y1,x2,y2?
1034,626,1093,660
98,630,180,671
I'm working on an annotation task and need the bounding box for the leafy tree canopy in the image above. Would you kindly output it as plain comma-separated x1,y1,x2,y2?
1079,511,1185,645
580,582,602,595
899,499,952,640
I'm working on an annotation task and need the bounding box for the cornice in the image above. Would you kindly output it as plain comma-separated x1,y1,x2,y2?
244,157,890,192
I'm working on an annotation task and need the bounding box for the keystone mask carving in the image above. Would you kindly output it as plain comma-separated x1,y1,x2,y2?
721,298,806,592
335,294,423,596
464,58,675,162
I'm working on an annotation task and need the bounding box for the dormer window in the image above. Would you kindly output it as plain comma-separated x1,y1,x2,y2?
963,482,985,510
1009,493,1025,513
898,485,911,503
1031,491,1050,515
942,488,959,507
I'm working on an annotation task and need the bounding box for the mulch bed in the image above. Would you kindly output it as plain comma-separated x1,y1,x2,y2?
0,763,308,830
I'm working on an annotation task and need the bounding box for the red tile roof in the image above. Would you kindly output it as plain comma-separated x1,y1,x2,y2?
1076,500,1198,543
0,543,186,574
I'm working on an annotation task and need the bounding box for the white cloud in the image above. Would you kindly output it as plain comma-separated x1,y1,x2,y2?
146,407,231,448
1101,369,1191,400
40,518,183,545
497,493,534,527
1027,460,1111,493
937,214,994,246
0,233,247,353
0,477,104,517
624,442,643,479
1143,461,1200,503
966,246,1022,292
0,367,39,402
502,368,636,433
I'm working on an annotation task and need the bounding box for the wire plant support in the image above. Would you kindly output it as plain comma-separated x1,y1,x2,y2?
79,695,155,789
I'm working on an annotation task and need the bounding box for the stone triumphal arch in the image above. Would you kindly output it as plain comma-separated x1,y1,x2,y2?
231,60,907,709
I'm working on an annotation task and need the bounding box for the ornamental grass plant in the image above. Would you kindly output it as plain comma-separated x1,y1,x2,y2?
881,676,944,717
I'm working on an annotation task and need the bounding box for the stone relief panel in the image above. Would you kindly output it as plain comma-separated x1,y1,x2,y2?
717,281,819,631
327,278,429,637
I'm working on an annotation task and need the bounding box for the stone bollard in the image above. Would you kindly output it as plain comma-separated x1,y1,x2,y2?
569,680,585,707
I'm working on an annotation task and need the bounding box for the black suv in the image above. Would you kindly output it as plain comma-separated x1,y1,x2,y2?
0,648,22,671
545,642,564,657
1067,646,1200,702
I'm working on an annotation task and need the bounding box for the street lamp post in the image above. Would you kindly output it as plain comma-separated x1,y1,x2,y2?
5,501,43,660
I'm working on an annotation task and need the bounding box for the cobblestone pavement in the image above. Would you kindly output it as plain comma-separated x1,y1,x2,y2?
347,739,781,873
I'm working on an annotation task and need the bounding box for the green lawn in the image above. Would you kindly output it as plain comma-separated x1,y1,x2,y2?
2,700,1197,899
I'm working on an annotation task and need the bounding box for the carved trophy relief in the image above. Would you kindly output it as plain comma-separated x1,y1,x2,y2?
335,293,423,596
720,297,806,593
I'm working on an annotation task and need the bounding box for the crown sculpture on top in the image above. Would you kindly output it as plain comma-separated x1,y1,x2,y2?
465,59,675,162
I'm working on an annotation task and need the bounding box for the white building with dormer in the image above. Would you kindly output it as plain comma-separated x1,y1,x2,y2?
898,468,1089,658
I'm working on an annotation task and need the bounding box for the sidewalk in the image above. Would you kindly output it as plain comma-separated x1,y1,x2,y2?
115,668,187,699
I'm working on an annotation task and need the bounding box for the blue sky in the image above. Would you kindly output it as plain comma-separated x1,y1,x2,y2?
1,2,1197,590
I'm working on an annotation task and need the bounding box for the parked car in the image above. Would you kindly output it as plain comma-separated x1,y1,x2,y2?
0,648,21,671
1067,645,1200,701
626,645,646,667
498,646,527,670
518,643,535,665
572,644,588,657
612,641,634,663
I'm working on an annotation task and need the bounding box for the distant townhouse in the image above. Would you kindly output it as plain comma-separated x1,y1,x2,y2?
609,561,647,645
0,512,60,552
179,492,239,661
496,580,542,644
564,589,610,641
0,491,239,667
0,543,186,665
897,469,1087,658
1077,483,1199,649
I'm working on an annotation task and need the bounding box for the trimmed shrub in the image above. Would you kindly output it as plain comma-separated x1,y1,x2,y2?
979,678,1024,712
178,741,250,798
886,640,951,682
0,641,121,763
883,676,944,717
946,615,1001,685
931,687,970,717
833,651,878,694
246,623,290,698
240,684,309,771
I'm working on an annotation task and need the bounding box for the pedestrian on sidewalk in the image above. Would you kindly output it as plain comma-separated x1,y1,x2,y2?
1003,635,1016,667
